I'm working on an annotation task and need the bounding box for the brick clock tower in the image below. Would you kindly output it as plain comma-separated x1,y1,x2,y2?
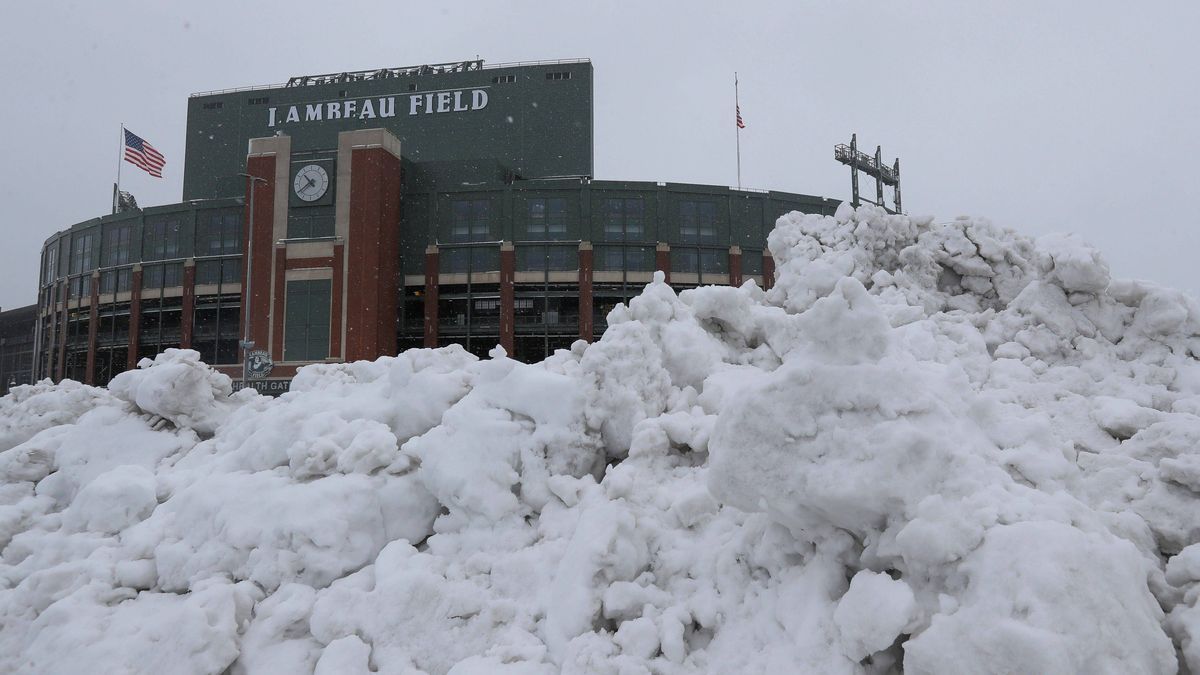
234,128,401,392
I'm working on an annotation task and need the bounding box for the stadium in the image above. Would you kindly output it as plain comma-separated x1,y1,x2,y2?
9,58,845,394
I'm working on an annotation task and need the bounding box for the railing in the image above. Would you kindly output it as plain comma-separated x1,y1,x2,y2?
834,144,898,184
190,58,591,98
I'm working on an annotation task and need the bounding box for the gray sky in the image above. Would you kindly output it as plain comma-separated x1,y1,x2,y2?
2,1,1197,311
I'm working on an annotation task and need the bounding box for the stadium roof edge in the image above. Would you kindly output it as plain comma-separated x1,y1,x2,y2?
189,58,592,98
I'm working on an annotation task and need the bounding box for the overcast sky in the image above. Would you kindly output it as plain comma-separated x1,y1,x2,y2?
1,1,1197,311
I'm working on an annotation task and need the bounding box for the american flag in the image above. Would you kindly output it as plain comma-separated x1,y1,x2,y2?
736,105,745,129
124,129,166,178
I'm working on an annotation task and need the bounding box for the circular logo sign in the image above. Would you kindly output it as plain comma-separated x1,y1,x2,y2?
246,350,274,380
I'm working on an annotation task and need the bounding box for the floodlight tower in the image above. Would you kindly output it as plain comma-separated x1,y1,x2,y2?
834,133,902,213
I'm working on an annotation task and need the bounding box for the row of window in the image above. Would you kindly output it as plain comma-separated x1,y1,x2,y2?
442,197,721,244
45,210,242,284
434,244,757,275
61,256,241,300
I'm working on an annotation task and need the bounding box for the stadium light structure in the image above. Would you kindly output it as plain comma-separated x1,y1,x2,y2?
236,172,268,390
835,133,902,213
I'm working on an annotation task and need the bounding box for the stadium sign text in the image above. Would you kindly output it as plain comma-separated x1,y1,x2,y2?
267,88,489,127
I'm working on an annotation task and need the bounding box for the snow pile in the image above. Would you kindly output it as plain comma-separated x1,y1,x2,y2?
3,204,1200,673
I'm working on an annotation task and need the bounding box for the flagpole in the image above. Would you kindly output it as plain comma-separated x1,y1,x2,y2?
735,74,742,190
113,123,124,214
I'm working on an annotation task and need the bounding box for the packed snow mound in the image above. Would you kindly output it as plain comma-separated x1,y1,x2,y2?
4,204,1200,673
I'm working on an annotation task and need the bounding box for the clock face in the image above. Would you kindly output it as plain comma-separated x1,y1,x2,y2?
293,164,330,202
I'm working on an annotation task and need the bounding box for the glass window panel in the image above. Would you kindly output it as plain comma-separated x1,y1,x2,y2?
701,249,728,274
221,258,241,284
197,260,220,285
117,268,132,293
528,198,546,235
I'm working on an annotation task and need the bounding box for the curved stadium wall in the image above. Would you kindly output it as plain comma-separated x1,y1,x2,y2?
35,181,837,386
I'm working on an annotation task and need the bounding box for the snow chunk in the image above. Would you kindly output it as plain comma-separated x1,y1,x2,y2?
834,571,916,661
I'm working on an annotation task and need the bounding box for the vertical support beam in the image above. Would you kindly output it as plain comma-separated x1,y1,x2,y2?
330,242,345,359
84,272,99,385
763,252,775,290
271,245,286,360
850,133,860,208
55,280,68,382
128,265,142,370
875,145,885,208
893,158,902,214
499,241,515,355
423,245,439,348
578,242,594,342
180,259,196,349
655,242,671,284
729,245,743,287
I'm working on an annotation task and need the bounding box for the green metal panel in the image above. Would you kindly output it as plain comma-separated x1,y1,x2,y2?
184,61,594,201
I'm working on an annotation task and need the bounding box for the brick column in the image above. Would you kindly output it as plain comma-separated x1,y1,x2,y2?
655,242,671,284
84,272,99,385
500,241,515,356
729,246,742,287
180,259,196,349
423,245,438,348
271,245,286,359
55,280,68,382
127,265,143,370
331,243,345,359
241,158,277,362
44,282,59,379
763,252,775,290
345,144,401,361
578,242,594,342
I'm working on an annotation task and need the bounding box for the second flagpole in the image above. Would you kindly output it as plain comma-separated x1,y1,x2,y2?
113,123,124,214
735,74,741,190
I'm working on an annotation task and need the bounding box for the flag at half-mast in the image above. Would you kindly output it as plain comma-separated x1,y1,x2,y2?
123,129,166,178
736,104,745,129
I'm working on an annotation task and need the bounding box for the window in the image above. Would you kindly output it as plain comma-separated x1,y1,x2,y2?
197,211,241,256
527,198,568,238
143,218,183,261
143,262,183,289
517,244,576,272
284,279,331,362
600,198,645,241
450,199,491,240
672,248,727,276
248,96,270,105
546,72,572,80
679,201,718,243
42,246,58,286
202,101,223,110
69,231,97,275
491,75,515,84
100,224,133,267
288,210,335,239
197,258,241,285
742,249,763,276
595,245,653,272
407,83,418,91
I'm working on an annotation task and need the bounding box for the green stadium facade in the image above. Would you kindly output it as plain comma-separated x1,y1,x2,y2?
30,59,841,393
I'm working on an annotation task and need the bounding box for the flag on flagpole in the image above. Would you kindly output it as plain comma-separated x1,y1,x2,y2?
123,129,166,178
736,105,745,129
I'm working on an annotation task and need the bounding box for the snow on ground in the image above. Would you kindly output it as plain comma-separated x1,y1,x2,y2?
3,204,1200,673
